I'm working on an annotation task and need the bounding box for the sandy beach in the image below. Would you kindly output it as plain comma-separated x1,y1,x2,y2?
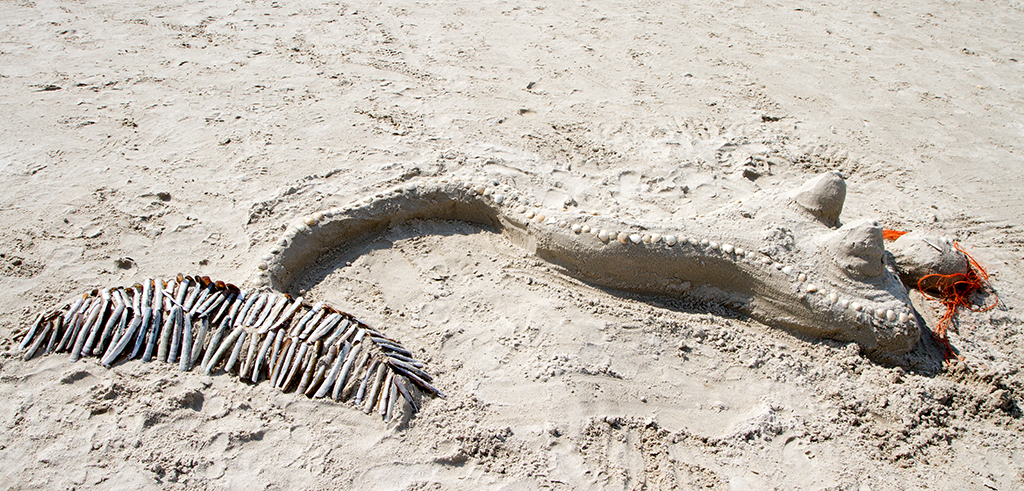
1,0,1023,489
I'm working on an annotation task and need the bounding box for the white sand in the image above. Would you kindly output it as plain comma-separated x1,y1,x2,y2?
1,0,1022,489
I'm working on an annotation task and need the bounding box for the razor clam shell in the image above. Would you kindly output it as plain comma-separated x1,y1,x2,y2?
19,313,46,352
364,362,387,414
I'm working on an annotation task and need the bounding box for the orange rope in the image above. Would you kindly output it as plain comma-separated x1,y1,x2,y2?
916,242,998,362
882,229,907,241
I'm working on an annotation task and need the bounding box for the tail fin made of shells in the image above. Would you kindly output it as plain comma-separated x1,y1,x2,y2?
16,274,441,423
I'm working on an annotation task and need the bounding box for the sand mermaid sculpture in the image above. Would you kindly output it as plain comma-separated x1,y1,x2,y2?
16,171,924,421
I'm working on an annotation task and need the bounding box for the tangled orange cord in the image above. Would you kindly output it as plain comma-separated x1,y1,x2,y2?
916,242,999,362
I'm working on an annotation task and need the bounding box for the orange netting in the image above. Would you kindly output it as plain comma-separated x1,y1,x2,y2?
916,242,999,362
882,229,907,241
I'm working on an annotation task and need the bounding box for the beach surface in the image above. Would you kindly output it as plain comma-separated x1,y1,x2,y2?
1,0,1023,489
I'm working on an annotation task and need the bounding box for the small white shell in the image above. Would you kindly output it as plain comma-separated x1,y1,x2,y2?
558,220,567,228
762,257,773,265
735,247,745,257
629,234,642,244
839,299,850,308
700,238,710,247
851,302,863,312
782,266,794,275
886,310,897,322
571,224,582,233
473,185,486,195
525,210,535,219
313,212,325,221
797,273,807,283
258,262,269,271
493,194,505,205
898,312,909,323
828,292,839,303
721,244,734,254
805,284,819,293
303,215,318,226
617,232,629,244
641,234,651,244
650,233,661,243
688,237,699,246
664,235,678,246
582,224,592,234
534,214,546,223
598,229,610,241
709,241,720,251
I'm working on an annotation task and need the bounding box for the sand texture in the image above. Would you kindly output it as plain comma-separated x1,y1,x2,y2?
2,0,1023,489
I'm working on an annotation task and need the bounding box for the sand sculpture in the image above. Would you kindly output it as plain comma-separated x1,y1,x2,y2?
17,171,926,422
259,171,921,362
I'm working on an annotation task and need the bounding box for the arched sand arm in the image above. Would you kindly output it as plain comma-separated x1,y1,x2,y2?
258,172,919,362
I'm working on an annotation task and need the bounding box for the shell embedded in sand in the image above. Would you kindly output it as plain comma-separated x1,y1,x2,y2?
664,235,677,246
